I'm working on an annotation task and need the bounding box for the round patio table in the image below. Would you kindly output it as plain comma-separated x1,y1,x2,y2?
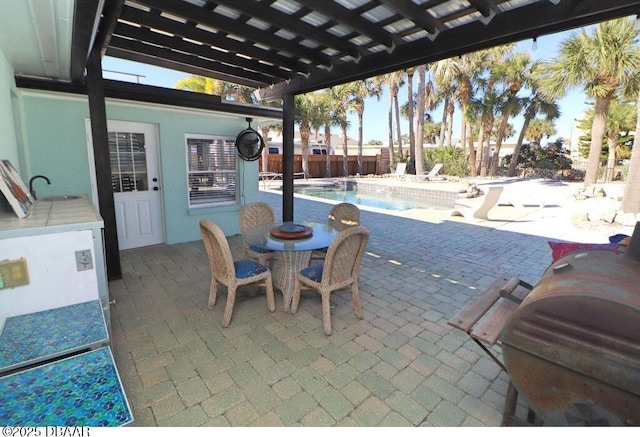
244,221,338,312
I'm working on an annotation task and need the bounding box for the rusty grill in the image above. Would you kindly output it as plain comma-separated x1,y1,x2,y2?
502,248,640,425
449,224,640,426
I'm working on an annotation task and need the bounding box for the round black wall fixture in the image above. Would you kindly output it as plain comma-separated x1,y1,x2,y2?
235,118,264,161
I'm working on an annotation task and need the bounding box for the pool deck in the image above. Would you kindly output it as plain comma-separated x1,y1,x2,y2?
109,176,634,426
263,176,632,242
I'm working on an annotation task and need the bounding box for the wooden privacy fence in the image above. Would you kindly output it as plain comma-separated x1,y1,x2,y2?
260,154,388,178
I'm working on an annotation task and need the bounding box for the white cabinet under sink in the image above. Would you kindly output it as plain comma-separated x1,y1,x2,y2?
0,196,134,426
0,196,109,332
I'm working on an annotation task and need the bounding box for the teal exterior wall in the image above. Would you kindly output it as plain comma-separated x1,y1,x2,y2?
20,91,94,199
106,99,261,242
0,51,20,169
19,89,264,243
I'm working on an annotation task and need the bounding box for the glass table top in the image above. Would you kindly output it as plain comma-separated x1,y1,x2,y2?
245,221,339,252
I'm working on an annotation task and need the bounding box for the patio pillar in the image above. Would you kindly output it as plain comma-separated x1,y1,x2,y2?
86,49,122,280
282,93,295,222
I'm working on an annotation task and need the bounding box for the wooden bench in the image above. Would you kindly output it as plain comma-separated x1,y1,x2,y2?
448,276,534,425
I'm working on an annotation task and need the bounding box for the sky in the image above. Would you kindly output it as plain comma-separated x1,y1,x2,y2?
101,26,591,147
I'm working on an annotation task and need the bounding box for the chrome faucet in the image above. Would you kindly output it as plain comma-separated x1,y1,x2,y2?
29,175,51,200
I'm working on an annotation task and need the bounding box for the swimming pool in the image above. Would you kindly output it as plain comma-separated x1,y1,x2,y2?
290,184,453,211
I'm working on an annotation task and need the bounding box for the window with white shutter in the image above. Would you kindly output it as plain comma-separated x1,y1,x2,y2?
186,135,237,207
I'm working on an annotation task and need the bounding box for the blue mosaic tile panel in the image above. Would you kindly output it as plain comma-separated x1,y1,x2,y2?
0,347,133,426
0,300,108,370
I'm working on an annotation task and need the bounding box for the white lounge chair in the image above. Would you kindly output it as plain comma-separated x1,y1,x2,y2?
386,162,407,178
424,163,443,180
410,163,444,181
500,184,545,209
451,186,504,221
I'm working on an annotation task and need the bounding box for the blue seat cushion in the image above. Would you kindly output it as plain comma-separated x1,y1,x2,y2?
315,247,328,254
235,259,268,279
249,244,275,254
300,263,324,283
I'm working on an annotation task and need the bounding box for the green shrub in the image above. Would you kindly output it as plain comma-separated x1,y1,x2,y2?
424,146,468,177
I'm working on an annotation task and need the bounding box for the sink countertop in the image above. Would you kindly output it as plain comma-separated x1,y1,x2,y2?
0,195,103,238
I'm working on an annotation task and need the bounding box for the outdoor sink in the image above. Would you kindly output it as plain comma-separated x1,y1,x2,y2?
40,195,82,201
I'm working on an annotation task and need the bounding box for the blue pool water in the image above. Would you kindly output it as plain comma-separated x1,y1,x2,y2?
292,185,451,211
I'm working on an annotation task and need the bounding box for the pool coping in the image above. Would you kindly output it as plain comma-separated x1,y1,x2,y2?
352,179,463,204
263,177,473,213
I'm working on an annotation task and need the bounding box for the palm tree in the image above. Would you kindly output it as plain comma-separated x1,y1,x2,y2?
349,79,382,174
468,47,510,177
526,118,557,145
257,99,283,173
469,86,501,177
401,70,436,175
436,93,451,147
316,90,338,177
541,18,640,186
507,65,560,177
431,51,489,176
307,92,325,145
489,52,532,176
405,68,416,173
430,59,454,148
372,74,395,167
604,100,635,182
579,98,635,182
308,92,330,177
384,72,406,162
489,96,522,176
174,75,255,103
621,88,640,213
330,84,353,176
225,83,256,104
294,93,319,176
415,65,428,175
259,121,279,173
423,120,440,144
174,76,223,95
431,86,455,148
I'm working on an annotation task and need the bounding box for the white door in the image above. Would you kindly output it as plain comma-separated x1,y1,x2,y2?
109,121,163,250
87,120,164,250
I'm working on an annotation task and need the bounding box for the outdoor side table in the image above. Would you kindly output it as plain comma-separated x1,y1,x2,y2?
0,347,133,426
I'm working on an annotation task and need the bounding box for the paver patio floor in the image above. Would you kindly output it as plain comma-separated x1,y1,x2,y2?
108,180,630,426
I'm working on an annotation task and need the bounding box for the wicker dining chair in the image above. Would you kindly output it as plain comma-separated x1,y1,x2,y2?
239,202,277,269
199,219,275,327
328,202,361,231
291,225,369,335
311,202,361,263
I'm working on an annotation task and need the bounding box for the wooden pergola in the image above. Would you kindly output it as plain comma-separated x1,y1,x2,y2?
19,0,640,279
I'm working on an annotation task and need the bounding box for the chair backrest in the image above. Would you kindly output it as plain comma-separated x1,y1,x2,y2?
393,162,407,176
240,202,276,251
427,163,443,177
473,186,504,219
322,225,369,286
483,186,503,205
199,219,235,286
240,202,276,233
327,203,361,231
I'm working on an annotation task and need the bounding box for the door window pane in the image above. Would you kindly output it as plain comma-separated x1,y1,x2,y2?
109,132,148,193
